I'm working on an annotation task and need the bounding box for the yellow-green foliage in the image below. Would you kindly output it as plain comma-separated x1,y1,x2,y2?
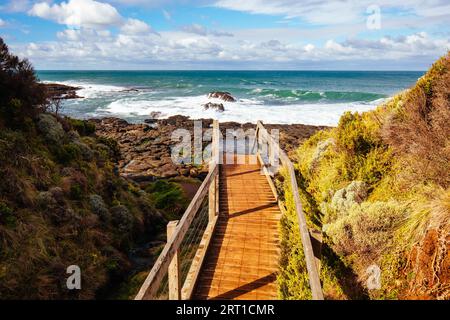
280,53,450,300
324,201,408,266
277,169,311,300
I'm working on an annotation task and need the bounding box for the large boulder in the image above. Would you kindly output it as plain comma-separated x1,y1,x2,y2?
208,91,236,102
203,102,225,112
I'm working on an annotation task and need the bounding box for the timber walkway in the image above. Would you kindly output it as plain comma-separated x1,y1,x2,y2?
193,155,281,299
135,121,323,300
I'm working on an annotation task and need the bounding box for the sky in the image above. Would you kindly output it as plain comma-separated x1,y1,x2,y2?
0,0,449,70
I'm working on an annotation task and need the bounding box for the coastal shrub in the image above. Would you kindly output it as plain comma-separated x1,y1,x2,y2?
69,118,96,136
336,112,380,156
145,180,187,216
322,181,368,223
309,138,335,172
89,194,110,222
382,54,450,189
0,201,15,227
97,136,120,159
36,191,57,209
37,114,65,144
74,141,94,161
54,143,82,164
324,201,408,266
110,205,134,233
285,53,450,299
69,184,83,200
277,171,312,300
0,39,174,299
0,38,47,127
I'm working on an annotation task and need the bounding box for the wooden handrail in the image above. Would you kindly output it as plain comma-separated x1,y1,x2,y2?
135,120,221,300
256,121,324,300
135,163,218,300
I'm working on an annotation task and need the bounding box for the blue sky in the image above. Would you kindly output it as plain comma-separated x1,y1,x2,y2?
0,0,449,70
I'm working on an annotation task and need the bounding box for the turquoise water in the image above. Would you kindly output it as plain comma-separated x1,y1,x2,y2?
37,70,423,125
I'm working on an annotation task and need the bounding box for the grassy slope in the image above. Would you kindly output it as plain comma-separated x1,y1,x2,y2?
278,53,449,300
0,114,193,299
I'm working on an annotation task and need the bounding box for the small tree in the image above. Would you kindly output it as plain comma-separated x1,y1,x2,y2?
0,37,48,126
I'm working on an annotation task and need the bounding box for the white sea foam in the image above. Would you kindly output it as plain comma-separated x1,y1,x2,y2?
41,80,129,99
103,94,386,126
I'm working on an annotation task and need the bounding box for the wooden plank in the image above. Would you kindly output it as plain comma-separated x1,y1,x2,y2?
135,164,218,300
167,221,181,300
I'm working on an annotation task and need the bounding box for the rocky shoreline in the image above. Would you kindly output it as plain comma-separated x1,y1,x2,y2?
41,84,328,181
91,115,327,183
40,83,83,99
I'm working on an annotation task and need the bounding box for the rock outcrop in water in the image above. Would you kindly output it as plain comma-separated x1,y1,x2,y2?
41,83,83,99
203,102,225,112
208,91,236,102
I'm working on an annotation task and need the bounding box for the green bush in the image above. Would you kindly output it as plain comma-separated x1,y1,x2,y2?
0,201,15,227
70,184,83,200
146,180,185,211
69,118,96,136
98,136,120,158
0,38,47,127
336,112,378,155
54,143,81,164
324,201,408,266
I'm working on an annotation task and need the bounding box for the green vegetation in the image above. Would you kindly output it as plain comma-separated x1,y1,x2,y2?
0,38,194,299
278,53,450,300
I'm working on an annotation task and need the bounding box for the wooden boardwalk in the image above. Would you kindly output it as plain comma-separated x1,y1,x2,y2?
193,156,281,300
135,121,323,301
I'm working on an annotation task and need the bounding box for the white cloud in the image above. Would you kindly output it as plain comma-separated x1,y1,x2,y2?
304,44,314,52
213,0,450,25
121,18,153,35
6,0,448,69
17,27,450,70
0,19,6,27
0,0,32,13
28,0,123,28
182,23,233,37
56,28,112,41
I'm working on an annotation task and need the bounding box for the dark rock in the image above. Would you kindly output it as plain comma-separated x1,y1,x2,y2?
150,111,162,119
41,83,83,100
91,115,326,183
203,102,225,112
208,91,236,102
144,118,157,124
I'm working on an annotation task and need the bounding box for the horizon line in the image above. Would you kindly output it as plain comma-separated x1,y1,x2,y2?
35,69,427,72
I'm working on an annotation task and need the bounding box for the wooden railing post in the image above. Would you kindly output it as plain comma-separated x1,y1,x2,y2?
167,220,181,300
209,120,219,221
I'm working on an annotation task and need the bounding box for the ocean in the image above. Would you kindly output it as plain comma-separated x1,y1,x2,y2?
37,70,424,126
